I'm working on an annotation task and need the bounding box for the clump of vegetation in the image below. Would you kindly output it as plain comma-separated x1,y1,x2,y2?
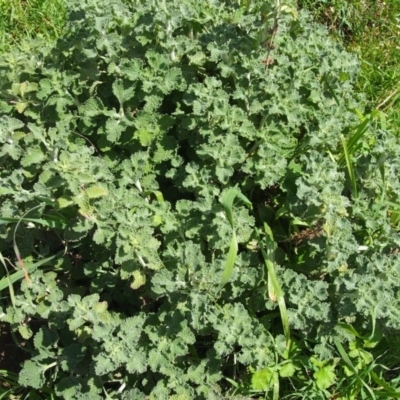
0,0,66,51
1,0,400,398
298,0,400,133
0,0,66,57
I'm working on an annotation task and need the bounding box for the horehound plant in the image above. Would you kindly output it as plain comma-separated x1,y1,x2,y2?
0,0,400,398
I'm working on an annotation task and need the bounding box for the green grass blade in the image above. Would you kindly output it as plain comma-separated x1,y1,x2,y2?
338,110,372,170
384,200,400,210
0,254,59,291
337,311,377,343
0,252,16,307
0,215,67,229
257,223,291,347
370,371,400,397
219,187,252,289
220,232,238,289
143,190,164,203
341,134,358,198
335,339,377,400
272,371,279,400
346,118,369,154
335,339,356,373
9,205,59,282
264,224,277,302
221,187,252,228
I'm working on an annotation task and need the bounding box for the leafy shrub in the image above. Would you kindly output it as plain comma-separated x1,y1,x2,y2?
1,0,400,398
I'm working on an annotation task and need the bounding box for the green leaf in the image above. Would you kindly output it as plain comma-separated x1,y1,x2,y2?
279,361,296,377
19,360,51,389
85,185,109,199
136,129,153,146
21,147,46,166
251,367,277,392
105,118,125,142
112,78,136,105
314,364,336,390
56,197,75,209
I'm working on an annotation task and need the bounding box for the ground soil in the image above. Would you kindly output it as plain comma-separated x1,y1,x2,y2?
0,323,27,373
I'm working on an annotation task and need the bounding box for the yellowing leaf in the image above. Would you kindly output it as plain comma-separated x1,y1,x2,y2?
151,215,163,226
15,102,28,113
251,367,274,391
131,270,146,289
136,129,153,146
18,324,33,340
279,362,296,377
56,197,74,209
85,186,108,199
19,81,28,97
94,301,108,314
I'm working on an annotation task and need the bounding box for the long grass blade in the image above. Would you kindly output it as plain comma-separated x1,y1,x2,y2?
219,187,252,289
0,215,67,229
272,371,279,400
0,252,16,307
11,205,44,282
384,200,400,210
220,232,239,289
338,109,373,169
335,339,377,400
221,187,252,227
341,134,358,198
370,371,400,398
0,254,59,292
335,339,356,372
257,223,291,347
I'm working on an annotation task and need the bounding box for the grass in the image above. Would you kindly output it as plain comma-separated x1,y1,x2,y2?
0,0,66,52
0,370,22,399
297,0,400,135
